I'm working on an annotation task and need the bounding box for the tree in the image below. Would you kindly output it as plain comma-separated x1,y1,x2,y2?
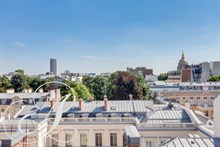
29,77,46,91
113,71,143,100
15,69,24,75
83,75,108,100
136,75,150,100
91,76,108,100
60,80,77,96
106,72,117,100
82,75,95,94
11,74,27,92
158,73,168,81
67,88,78,101
74,83,92,100
0,76,12,93
208,76,220,82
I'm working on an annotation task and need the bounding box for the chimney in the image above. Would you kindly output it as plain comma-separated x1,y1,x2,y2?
129,94,133,100
6,89,14,94
6,110,10,120
50,99,55,110
79,98,83,110
72,95,76,102
39,88,43,93
184,101,191,109
27,88,32,93
45,96,49,102
104,95,108,111
214,95,220,137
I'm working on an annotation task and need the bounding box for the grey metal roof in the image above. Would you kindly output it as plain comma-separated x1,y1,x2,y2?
17,105,39,116
0,92,49,99
147,110,191,123
36,100,153,114
125,126,140,138
161,137,220,147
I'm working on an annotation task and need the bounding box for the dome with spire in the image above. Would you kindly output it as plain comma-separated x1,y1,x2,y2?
177,51,189,72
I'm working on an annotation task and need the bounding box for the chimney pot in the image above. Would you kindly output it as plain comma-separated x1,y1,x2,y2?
129,94,133,100
79,98,83,110
50,99,55,109
104,95,108,111
72,95,76,102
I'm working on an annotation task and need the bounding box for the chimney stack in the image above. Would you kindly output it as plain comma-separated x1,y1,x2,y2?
50,99,55,110
39,88,43,93
104,95,108,111
45,96,49,102
72,95,76,102
129,94,133,100
79,98,83,110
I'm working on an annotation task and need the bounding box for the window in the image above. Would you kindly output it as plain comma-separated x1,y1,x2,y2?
197,97,200,106
190,97,194,105
65,133,72,147
1,99,6,105
29,99,33,104
95,133,102,146
52,134,59,147
146,141,154,147
110,133,117,146
80,133,87,147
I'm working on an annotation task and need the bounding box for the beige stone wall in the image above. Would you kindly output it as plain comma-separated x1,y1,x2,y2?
47,124,131,147
139,130,199,147
162,91,220,117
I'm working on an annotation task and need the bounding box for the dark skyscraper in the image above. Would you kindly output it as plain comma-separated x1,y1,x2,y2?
50,58,57,75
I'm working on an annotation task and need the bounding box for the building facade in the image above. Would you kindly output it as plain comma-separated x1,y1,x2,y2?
50,58,57,75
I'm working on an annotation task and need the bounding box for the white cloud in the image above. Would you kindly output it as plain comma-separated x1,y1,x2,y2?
15,41,26,48
80,55,112,60
65,38,75,43
80,55,101,60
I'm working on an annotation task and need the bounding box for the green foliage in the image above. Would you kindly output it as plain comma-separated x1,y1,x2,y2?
1,69,150,101
29,77,46,91
74,83,92,100
15,69,24,75
158,73,168,81
83,75,108,100
60,80,77,96
106,72,117,100
67,88,78,101
11,73,27,92
208,76,220,82
0,76,12,92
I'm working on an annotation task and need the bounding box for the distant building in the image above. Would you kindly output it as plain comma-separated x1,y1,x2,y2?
181,68,192,82
127,67,153,77
200,62,211,82
177,52,190,72
50,58,57,75
212,61,220,76
150,81,220,117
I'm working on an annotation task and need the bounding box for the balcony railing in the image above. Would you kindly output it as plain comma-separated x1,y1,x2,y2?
136,123,196,129
48,117,136,124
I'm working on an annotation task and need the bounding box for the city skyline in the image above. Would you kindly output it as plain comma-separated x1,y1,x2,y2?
0,0,220,75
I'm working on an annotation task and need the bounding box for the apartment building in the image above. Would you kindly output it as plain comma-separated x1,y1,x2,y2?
150,82,220,118
0,91,219,147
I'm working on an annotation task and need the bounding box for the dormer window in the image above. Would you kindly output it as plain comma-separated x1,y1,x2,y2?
111,106,116,110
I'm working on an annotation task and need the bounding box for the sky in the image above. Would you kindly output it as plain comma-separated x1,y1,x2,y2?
0,0,219,75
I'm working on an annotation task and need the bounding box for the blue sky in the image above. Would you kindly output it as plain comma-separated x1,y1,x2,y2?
0,0,219,75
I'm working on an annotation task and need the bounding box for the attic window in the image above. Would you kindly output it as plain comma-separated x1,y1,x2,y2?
111,106,116,110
